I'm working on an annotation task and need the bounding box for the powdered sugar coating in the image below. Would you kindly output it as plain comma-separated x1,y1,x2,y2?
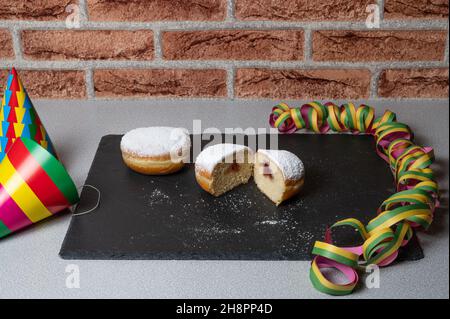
258,149,305,181
196,143,254,173
121,127,190,158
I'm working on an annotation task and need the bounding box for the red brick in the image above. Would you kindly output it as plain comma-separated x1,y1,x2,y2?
87,0,226,21
0,0,77,20
0,70,86,99
236,0,374,21
235,69,371,99
22,30,154,61
0,29,14,59
163,30,303,61
385,0,449,19
378,69,449,98
313,30,447,62
94,69,227,98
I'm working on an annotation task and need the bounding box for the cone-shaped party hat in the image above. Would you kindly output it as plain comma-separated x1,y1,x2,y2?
0,68,57,161
0,138,79,238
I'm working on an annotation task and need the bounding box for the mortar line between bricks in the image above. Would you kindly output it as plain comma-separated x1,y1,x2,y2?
85,68,95,99
77,0,91,99
11,27,23,61
445,32,449,64
227,0,236,22
1,20,448,31
378,0,385,21
153,28,163,60
2,60,448,70
370,70,382,98
77,0,89,23
304,29,312,62
227,67,235,99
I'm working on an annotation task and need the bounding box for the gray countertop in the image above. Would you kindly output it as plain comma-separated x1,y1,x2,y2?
0,99,448,299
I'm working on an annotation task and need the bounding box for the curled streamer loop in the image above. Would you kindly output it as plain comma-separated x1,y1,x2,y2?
301,101,330,133
310,256,359,296
325,102,345,132
269,102,439,296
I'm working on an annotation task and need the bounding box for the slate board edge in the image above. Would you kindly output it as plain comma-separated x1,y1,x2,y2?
59,135,115,259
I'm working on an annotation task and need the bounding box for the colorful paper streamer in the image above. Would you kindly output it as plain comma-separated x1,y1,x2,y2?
270,101,439,296
0,138,79,238
0,68,56,162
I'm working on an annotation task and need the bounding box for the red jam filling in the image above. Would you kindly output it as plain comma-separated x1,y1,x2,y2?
262,162,273,179
230,162,240,172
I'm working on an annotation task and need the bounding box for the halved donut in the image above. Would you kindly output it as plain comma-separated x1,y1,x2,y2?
254,149,305,206
195,144,254,197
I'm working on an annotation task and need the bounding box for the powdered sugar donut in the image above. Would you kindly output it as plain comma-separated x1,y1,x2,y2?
254,149,305,205
121,127,191,175
195,143,254,196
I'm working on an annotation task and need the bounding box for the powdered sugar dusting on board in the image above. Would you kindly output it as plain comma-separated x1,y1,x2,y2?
121,127,190,157
258,149,305,181
143,189,172,207
195,143,254,173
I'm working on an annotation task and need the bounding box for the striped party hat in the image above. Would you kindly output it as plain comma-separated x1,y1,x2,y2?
0,68,57,162
0,138,79,238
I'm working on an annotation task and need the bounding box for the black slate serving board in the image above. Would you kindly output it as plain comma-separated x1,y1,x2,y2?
60,134,423,261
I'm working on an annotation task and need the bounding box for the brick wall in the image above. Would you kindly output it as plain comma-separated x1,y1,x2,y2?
0,0,448,100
